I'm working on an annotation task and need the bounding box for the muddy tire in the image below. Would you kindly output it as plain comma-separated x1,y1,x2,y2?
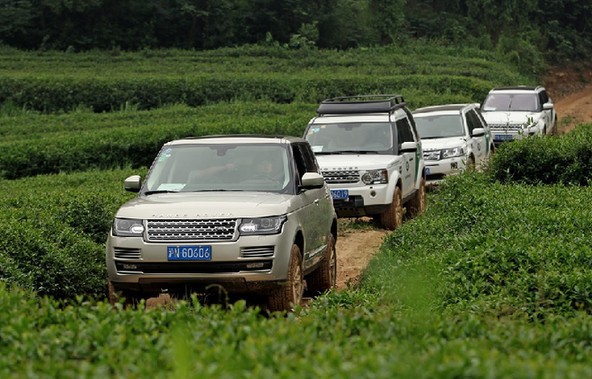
108,281,139,308
268,244,304,312
306,234,337,295
466,156,476,171
380,186,403,231
407,177,426,218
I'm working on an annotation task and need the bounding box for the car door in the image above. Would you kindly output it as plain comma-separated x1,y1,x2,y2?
291,143,331,269
395,117,417,199
538,90,554,133
465,109,488,164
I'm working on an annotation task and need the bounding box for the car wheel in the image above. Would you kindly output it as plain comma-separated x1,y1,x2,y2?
268,244,304,312
407,176,426,218
380,186,403,231
108,281,138,308
306,234,337,295
466,156,476,171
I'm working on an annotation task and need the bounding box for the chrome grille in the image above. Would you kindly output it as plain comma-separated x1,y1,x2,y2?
489,123,525,130
322,170,360,184
241,246,275,258
113,247,141,260
146,219,237,242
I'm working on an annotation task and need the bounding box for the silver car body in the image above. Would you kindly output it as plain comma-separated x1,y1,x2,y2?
106,136,336,297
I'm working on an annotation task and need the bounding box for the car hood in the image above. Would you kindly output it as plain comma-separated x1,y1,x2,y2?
421,137,466,151
116,192,298,219
315,154,403,170
482,111,543,125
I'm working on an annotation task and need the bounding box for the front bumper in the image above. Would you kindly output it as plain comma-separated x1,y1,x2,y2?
106,223,296,294
327,183,391,217
424,157,465,185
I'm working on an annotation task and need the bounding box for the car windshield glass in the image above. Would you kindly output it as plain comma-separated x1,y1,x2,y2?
304,122,393,153
144,143,292,193
482,93,539,112
414,114,465,139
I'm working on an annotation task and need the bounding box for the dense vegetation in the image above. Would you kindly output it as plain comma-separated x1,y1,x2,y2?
1,44,591,377
1,0,591,63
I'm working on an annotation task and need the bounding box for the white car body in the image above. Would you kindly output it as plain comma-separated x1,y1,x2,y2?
303,95,426,230
480,86,557,145
413,103,494,186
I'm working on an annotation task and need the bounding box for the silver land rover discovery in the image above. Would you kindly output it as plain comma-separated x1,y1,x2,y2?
106,135,338,312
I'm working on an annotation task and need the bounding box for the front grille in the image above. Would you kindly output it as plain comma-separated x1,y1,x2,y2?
489,123,525,130
146,219,237,242
114,247,141,260
322,170,360,184
241,246,275,258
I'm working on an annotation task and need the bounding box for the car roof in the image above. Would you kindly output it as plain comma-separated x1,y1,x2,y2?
413,103,474,115
165,134,305,146
316,94,407,115
488,85,544,93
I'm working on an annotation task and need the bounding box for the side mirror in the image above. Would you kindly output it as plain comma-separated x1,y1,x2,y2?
400,141,417,153
124,175,142,192
472,127,485,137
543,102,553,110
301,172,325,189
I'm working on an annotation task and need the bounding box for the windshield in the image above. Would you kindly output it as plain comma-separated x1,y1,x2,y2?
304,122,393,153
414,114,465,139
482,93,539,112
144,143,293,194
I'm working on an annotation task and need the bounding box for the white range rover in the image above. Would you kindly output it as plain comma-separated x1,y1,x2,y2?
480,85,557,145
106,135,338,312
303,95,426,230
413,103,495,186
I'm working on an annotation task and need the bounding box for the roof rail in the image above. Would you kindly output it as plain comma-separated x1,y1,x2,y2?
316,94,406,115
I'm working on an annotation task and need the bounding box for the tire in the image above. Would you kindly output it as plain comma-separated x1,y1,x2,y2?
466,156,476,171
268,244,304,312
407,177,426,218
306,234,337,295
108,281,136,308
380,186,403,231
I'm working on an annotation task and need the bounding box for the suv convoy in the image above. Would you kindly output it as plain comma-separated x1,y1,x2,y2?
303,94,426,230
413,103,494,186
480,85,557,145
106,135,338,312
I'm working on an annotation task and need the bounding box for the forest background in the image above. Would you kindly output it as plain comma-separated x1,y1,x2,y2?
1,0,591,67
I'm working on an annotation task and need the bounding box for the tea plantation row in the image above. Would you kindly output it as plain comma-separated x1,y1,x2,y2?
1,151,591,377
0,44,530,113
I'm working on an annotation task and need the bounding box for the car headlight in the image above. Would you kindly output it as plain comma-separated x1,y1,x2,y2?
424,150,441,161
239,215,287,235
362,169,388,184
441,147,465,159
112,218,145,237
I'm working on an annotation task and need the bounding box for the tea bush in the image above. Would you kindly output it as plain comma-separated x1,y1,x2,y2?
488,123,592,185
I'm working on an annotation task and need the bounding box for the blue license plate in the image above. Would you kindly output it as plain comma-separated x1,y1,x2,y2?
495,134,513,141
331,189,349,200
167,245,212,261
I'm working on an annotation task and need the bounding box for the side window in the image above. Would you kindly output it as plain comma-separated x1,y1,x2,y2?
396,118,414,147
539,90,549,105
465,110,482,134
297,143,319,172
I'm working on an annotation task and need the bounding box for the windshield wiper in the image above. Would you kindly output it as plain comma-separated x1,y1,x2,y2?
144,190,179,195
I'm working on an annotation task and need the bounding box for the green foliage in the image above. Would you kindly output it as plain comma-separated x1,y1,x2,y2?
488,124,592,185
0,45,530,114
0,169,138,298
1,170,592,377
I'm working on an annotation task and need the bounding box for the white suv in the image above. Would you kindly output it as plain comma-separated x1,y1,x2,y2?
413,103,494,186
106,135,338,312
480,85,557,145
303,95,426,230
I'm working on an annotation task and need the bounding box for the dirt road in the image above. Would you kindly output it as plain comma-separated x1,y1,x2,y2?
335,73,592,291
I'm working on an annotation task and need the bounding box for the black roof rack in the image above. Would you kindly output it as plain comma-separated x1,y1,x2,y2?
316,94,406,115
